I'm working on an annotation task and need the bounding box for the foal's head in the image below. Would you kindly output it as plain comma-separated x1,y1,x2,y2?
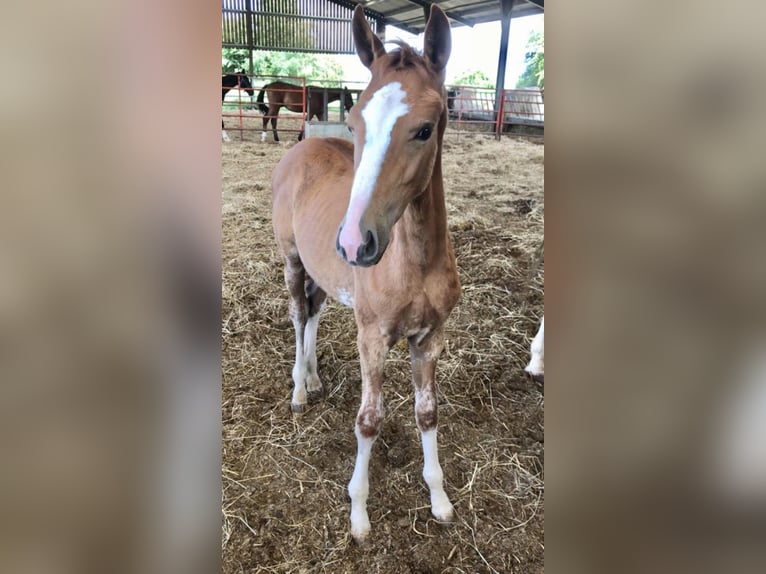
336,5,451,267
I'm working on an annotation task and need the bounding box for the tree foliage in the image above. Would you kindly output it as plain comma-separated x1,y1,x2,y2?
222,49,345,83
222,48,249,73
452,69,494,88
516,30,544,89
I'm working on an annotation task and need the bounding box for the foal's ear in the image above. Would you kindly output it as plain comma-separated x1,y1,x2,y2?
353,5,385,69
423,5,451,74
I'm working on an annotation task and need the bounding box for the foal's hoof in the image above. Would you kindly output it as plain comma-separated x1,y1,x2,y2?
350,524,371,545
290,402,306,414
431,502,455,524
307,388,324,404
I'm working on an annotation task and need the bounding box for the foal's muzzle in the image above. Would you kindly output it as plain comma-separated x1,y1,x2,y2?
336,225,383,267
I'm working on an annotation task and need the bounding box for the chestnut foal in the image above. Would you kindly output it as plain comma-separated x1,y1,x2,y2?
271,5,459,543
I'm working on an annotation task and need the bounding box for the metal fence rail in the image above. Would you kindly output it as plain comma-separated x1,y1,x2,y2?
447,86,544,139
222,74,307,142
223,78,544,142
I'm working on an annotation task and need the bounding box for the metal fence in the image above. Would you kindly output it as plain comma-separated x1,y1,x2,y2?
223,77,544,142
223,75,367,142
447,86,544,139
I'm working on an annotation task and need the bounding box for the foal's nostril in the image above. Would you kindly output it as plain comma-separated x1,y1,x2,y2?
357,229,378,263
335,229,348,261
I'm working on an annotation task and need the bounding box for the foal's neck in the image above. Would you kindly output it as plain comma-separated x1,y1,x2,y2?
392,139,450,269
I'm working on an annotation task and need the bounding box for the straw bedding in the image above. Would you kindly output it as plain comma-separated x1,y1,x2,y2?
222,132,544,573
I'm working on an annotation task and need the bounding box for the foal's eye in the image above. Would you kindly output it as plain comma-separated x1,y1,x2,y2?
347,125,354,134
414,125,433,141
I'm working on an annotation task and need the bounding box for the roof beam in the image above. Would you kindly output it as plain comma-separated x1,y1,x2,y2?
525,0,544,9
326,0,422,34
402,0,476,28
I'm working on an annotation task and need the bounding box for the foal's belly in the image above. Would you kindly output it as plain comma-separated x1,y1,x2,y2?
290,143,355,306
295,217,354,307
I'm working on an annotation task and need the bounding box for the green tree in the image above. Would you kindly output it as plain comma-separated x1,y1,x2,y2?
452,69,494,88
222,49,345,83
222,48,249,73
516,31,544,89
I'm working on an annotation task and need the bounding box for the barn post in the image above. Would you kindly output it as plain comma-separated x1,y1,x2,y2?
494,0,515,139
245,0,254,75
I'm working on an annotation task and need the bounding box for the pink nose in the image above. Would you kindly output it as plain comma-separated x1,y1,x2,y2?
337,221,364,262
336,223,379,266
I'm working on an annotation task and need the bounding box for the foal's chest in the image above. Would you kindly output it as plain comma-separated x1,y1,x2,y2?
359,266,460,342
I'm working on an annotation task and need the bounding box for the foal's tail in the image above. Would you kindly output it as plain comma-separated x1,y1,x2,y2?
257,85,269,115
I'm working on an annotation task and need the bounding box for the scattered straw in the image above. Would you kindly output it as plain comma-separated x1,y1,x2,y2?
223,133,544,573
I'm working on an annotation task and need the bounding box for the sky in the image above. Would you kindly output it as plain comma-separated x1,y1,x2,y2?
335,13,544,87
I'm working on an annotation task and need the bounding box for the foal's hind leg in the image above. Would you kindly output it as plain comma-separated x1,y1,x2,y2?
283,256,310,412
271,115,279,142
283,257,325,412
303,279,327,401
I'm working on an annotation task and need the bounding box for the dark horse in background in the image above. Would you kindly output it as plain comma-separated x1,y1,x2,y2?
257,81,355,142
222,72,254,142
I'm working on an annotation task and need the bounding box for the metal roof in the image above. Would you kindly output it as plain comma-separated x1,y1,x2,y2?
338,0,544,35
222,1,543,55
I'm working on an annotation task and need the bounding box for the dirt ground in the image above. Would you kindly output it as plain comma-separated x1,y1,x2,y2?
222,130,544,573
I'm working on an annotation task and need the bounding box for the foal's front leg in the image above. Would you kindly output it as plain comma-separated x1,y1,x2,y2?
409,330,454,522
348,326,390,543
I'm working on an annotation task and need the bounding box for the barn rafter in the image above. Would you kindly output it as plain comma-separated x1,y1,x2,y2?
222,0,544,133
222,1,543,54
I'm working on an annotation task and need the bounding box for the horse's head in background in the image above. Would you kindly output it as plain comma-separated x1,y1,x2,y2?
342,89,355,113
336,6,451,266
222,71,254,97
235,71,254,97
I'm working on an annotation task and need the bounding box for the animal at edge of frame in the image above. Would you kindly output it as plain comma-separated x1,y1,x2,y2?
270,4,459,544
525,315,544,383
222,71,254,142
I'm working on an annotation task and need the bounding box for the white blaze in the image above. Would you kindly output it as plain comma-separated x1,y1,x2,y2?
338,82,409,257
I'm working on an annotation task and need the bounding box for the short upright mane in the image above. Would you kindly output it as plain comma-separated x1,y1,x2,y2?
384,40,427,71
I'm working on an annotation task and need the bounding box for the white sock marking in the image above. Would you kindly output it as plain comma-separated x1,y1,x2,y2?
222,129,230,142
420,428,453,521
349,428,375,541
709,343,766,503
291,326,307,407
525,316,544,376
338,82,409,257
303,308,324,392
260,131,267,142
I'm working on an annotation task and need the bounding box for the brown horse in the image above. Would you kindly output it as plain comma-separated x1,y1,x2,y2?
271,5,458,543
257,81,354,142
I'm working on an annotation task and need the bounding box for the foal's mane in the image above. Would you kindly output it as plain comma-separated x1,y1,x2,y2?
384,40,428,72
